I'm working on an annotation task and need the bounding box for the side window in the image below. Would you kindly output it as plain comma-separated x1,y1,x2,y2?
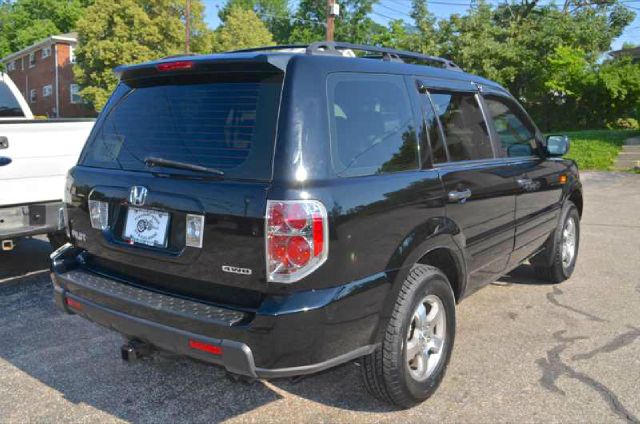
484,95,538,157
429,91,493,161
328,73,418,177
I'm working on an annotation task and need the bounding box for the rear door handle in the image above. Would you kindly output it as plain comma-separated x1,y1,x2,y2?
448,188,472,203
0,157,11,166
0,136,8,149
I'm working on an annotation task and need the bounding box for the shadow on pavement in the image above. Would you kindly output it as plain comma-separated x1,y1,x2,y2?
0,236,52,281
0,277,285,422
496,263,555,286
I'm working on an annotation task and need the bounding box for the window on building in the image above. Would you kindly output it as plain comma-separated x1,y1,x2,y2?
29,52,35,67
70,84,82,104
428,91,494,162
30,89,37,103
7,61,15,71
69,46,76,64
327,73,419,177
43,85,53,97
42,47,51,59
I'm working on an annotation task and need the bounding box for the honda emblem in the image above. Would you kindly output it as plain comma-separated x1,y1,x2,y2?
129,186,148,206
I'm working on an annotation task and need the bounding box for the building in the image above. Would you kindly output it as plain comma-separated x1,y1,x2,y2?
609,46,640,64
1,33,95,118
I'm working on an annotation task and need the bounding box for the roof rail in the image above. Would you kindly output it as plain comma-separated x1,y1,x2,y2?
306,42,462,71
228,42,462,71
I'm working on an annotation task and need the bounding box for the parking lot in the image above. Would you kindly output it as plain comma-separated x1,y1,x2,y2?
0,171,639,423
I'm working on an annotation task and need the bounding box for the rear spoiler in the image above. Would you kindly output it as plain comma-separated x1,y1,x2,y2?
113,54,289,82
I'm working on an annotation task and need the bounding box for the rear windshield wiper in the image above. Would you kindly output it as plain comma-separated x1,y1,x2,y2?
144,156,225,176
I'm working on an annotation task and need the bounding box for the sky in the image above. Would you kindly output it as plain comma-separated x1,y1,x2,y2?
202,0,639,51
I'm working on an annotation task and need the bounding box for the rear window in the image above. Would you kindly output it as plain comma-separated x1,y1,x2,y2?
80,72,283,180
0,81,25,118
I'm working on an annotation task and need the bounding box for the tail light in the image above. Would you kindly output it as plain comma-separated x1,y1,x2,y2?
266,200,329,283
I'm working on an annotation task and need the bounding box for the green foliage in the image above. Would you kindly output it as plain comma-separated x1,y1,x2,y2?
73,0,211,111
218,0,290,43
212,6,275,52
289,0,381,44
431,1,638,131
0,0,89,58
563,129,640,170
607,118,640,130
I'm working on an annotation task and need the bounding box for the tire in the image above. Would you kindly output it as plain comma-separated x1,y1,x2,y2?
361,265,456,408
47,232,69,250
532,201,580,283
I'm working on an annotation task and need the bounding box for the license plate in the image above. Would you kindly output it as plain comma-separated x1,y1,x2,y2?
123,207,170,248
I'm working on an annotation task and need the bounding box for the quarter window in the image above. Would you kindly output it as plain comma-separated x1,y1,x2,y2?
484,95,538,157
327,73,419,177
429,91,493,161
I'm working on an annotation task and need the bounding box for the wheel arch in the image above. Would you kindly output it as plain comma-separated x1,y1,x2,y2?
567,186,583,218
370,221,468,346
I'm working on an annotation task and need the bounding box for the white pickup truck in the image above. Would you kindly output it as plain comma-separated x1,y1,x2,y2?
0,72,94,251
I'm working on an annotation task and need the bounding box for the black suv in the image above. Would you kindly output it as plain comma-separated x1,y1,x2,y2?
51,42,582,408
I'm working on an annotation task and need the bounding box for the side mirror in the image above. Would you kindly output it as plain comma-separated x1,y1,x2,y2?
546,135,570,156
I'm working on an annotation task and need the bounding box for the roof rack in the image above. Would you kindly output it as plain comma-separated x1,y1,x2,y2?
229,42,462,71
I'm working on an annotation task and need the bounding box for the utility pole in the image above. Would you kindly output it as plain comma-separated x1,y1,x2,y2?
326,0,339,42
185,0,191,53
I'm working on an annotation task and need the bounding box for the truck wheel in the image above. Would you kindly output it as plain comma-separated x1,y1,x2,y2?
361,265,456,408
532,201,580,283
47,232,69,250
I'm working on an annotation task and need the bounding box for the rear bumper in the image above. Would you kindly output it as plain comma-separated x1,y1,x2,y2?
51,246,388,378
0,201,64,239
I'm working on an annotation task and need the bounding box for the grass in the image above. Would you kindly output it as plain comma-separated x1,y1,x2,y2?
555,129,640,171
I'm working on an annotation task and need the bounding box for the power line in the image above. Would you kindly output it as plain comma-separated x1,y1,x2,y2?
377,0,414,17
371,10,400,20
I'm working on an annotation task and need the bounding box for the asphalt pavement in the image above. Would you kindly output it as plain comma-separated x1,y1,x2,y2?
1,171,639,423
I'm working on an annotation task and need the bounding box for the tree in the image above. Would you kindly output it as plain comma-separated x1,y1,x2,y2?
289,0,380,44
218,0,291,43
212,6,275,52
436,0,636,129
73,0,211,111
0,0,89,58
288,0,328,43
405,0,438,54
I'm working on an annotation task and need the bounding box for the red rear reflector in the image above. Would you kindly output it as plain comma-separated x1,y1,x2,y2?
188,339,223,355
66,298,82,310
156,61,194,72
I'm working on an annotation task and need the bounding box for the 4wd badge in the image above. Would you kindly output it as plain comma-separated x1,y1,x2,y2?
222,265,252,276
